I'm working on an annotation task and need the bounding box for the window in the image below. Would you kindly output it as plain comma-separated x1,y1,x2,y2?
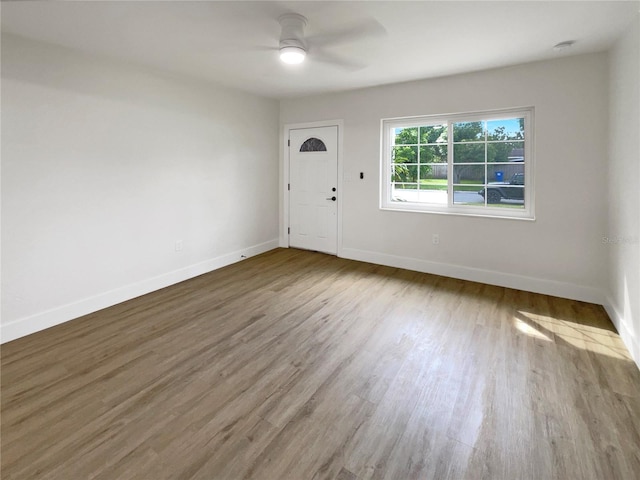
381,107,534,219
300,137,327,152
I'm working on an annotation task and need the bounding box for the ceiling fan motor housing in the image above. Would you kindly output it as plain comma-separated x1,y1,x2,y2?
278,13,307,50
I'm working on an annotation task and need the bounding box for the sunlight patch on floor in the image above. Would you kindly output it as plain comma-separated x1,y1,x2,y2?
515,311,632,361
514,317,552,342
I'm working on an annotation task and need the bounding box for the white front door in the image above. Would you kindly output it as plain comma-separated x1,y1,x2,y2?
289,126,338,255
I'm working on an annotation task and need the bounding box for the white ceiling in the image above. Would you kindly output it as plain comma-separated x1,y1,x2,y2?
2,1,638,99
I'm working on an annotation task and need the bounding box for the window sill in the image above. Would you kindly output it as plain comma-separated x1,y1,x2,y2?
380,204,535,221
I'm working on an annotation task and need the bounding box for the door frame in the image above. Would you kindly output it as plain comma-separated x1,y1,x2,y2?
281,119,344,256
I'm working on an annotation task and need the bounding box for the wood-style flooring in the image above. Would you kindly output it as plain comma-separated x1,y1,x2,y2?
2,248,639,479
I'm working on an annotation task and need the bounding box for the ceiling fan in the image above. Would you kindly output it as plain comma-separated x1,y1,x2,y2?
272,12,386,69
278,13,308,64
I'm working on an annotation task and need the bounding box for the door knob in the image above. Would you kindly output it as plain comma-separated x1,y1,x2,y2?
326,196,337,201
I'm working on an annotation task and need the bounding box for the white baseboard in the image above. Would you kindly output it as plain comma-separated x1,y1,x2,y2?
603,299,639,368
1,239,279,344
340,247,604,305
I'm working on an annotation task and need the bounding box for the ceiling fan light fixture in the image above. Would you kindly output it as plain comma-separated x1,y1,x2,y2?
280,46,306,64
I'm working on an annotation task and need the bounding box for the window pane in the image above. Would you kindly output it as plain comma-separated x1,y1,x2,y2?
419,124,447,144
453,143,484,163
417,185,448,204
394,127,418,145
453,187,485,206
420,164,447,182
393,183,447,204
392,183,418,190
392,164,418,183
487,118,524,141
420,145,448,163
481,185,525,207
392,146,418,164
453,165,485,185
487,165,524,183
453,121,484,142
487,141,524,163
391,183,417,203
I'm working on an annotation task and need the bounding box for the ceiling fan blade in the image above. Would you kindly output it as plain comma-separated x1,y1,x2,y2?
222,44,279,55
310,50,368,71
306,19,387,48
253,45,279,52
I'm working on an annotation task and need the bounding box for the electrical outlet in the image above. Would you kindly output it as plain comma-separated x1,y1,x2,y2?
432,234,440,245
175,240,183,252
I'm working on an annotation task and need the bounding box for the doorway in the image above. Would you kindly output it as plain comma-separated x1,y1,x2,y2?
287,124,340,255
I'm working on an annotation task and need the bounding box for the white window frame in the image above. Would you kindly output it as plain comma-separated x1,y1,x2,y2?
380,107,535,220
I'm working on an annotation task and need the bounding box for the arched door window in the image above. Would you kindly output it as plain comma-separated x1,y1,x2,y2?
299,137,327,152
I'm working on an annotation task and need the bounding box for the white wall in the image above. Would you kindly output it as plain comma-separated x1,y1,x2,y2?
1,34,280,342
606,15,640,365
281,53,609,303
